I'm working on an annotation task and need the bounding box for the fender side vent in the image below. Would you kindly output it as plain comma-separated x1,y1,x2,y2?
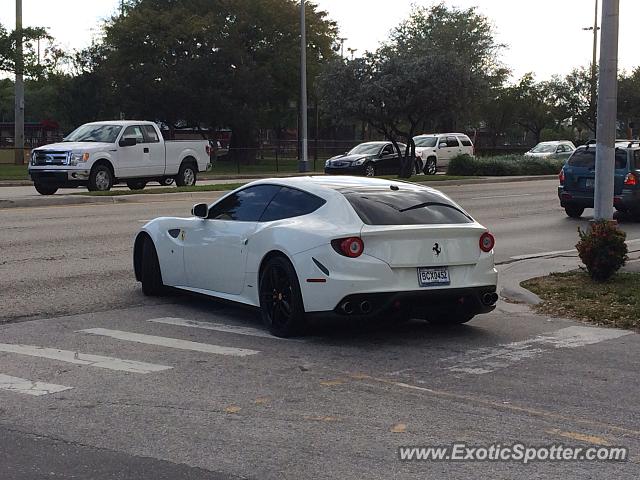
312,257,329,276
168,229,181,238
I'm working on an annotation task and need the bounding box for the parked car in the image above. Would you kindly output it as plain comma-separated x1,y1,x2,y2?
413,133,474,175
525,141,575,159
324,141,409,177
558,141,640,218
28,121,211,195
134,176,498,337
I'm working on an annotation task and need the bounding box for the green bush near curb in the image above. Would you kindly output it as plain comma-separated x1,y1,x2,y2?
447,154,565,176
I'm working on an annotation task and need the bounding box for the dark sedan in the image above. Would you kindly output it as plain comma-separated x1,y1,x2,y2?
324,141,408,177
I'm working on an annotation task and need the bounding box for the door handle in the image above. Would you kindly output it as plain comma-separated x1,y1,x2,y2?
143,147,149,153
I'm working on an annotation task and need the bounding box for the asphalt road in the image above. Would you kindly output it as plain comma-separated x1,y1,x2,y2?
1,178,639,479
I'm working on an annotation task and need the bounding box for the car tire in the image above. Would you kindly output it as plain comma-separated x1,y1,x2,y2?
176,162,197,187
141,236,165,296
564,206,584,218
34,183,58,195
364,163,376,177
160,177,174,186
423,157,437,175
88,164,114,192
127,180,147,190
259,256,306,337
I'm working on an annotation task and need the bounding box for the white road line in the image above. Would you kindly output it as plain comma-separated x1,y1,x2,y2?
0,344,172,374
509,239,640,261
0,374,72,396
147,317,278,339
470,194,533,200
442,326,632,375
78,328,259,357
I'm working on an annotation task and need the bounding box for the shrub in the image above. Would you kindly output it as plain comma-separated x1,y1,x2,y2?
447,154,565,176
576,220,628,282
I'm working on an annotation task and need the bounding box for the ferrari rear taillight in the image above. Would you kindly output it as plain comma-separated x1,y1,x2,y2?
479,232,495,253
559,169,565,185
332,237,364,258
624,172,638,186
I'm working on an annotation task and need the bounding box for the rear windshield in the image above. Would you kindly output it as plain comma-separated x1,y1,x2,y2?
568,148,627,169
341,189,473,225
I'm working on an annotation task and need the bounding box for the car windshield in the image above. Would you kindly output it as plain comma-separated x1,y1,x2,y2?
63,124,123,143
530,143,557,153
568,148,627,169
348,143,383,155
414,137,438,148
341,189,473,225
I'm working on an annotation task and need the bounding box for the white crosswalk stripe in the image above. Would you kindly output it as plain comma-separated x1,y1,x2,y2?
442,326,632,375
0,374,72,396
0,343,172,374
77,328,260,357
147,317,278,339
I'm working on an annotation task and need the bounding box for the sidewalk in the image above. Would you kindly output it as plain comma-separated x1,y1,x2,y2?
0,174,557,209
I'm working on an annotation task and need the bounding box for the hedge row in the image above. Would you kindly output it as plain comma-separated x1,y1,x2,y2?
446,154,565,176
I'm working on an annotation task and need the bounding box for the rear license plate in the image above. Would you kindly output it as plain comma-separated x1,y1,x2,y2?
585,178,594,189
417,267,450,287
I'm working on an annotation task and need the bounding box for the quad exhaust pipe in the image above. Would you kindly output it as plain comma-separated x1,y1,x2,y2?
340,300,373,315
481,292,499,306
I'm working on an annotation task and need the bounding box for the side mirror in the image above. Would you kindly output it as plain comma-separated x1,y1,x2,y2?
439,143,448,149
192,203,209,218
119,137,137,147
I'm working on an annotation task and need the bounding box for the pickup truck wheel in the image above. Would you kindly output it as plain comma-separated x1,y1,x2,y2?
127,180,147,190
176,162,197,187
88,164,114,192
423,158,437,175
33,183,58,195
141,237,165,296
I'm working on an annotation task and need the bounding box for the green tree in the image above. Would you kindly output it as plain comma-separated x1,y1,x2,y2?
319,3,505,176
618,68,640,135
512,74,561,144
88,0,336,160
0,22,63,78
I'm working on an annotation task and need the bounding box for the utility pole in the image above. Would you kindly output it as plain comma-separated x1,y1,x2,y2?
14,0,25,165
337,37,346,59
347,48,358,60
299,0,308,173
593,0,619,221
583,0,600,132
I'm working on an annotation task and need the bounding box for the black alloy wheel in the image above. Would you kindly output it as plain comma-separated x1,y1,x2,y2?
259,256,305,337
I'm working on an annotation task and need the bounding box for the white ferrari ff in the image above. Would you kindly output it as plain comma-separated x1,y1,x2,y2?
133,176,498,337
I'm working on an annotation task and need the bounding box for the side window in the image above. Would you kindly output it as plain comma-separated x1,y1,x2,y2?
207,185,281,221
447,136,460,147
634,150,640,167
458,136,473,147
142,125,160,143
381,144,394,156
122,126,145,144
260,187,326,222
437,137,448,147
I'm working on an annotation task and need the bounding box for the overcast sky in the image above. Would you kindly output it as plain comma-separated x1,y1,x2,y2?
1,0,638,80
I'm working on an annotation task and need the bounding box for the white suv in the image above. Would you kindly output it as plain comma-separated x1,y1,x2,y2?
413,133,474,175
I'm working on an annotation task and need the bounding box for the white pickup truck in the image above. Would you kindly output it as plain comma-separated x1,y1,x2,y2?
28,120,211,195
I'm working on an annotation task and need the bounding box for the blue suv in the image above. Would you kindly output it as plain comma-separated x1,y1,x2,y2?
558,141,640,218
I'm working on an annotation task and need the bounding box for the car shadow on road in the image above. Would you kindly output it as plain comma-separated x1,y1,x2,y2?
160,290,493,347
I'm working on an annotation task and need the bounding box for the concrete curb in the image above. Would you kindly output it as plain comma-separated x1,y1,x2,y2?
0,174,557,210
498,246,640,305
0,191,226,209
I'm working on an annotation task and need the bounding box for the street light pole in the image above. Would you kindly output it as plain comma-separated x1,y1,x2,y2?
299,0,308,173
14,0,25,165
583,0,599,131
593,0,619,221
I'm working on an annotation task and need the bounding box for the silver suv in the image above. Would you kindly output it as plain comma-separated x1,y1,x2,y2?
413,133,474,175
